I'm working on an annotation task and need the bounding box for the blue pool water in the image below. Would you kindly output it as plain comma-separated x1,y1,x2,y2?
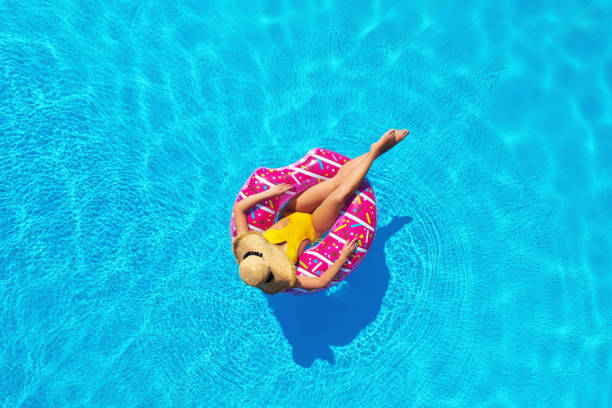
1,0,611,406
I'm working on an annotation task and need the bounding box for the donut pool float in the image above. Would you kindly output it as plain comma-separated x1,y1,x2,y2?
230,148,378,294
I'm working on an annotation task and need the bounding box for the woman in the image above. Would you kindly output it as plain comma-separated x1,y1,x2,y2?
232,128,409,294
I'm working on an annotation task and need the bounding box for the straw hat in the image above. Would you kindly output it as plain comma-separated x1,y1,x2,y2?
232,231,296,294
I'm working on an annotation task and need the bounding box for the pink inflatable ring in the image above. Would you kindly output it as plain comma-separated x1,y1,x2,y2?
230,148,378,295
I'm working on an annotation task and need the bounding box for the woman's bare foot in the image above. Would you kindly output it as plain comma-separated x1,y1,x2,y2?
381,129,409,154
370,129,395,155
370,129,409,157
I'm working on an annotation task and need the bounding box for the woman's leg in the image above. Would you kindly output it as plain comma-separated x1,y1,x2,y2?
310,151,377,235
281,153,370,216
310,129,408,235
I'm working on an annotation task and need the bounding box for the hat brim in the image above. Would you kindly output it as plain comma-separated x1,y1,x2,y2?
233,231,296,293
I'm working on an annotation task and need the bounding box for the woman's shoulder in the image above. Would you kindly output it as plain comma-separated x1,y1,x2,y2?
266,216,290,232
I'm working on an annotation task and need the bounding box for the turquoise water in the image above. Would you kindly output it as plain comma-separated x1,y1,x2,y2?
1,0,611,406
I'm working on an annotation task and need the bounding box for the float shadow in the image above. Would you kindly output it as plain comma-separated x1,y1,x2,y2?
267,215,413,367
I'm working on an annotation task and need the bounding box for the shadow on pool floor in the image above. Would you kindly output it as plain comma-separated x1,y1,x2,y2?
267,215,413,367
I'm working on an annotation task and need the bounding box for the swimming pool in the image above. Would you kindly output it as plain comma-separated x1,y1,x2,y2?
1,0,610,406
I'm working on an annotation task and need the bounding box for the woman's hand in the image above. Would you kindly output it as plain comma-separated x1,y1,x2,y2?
268,183,293,196
340,237,359,259
296,237,359,290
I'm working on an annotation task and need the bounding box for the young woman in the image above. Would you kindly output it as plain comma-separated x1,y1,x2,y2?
232,128,409,294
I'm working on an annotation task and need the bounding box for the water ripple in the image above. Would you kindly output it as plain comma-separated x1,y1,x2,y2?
1,0,611,406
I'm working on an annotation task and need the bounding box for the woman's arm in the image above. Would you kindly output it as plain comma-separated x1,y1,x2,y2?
295,255,348,289
233,183,292,235
295,238,358,290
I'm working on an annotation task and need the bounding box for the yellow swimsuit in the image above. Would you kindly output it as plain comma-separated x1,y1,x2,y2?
264,212,317,264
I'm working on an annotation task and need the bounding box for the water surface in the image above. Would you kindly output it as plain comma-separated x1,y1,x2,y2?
1,0,611,406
